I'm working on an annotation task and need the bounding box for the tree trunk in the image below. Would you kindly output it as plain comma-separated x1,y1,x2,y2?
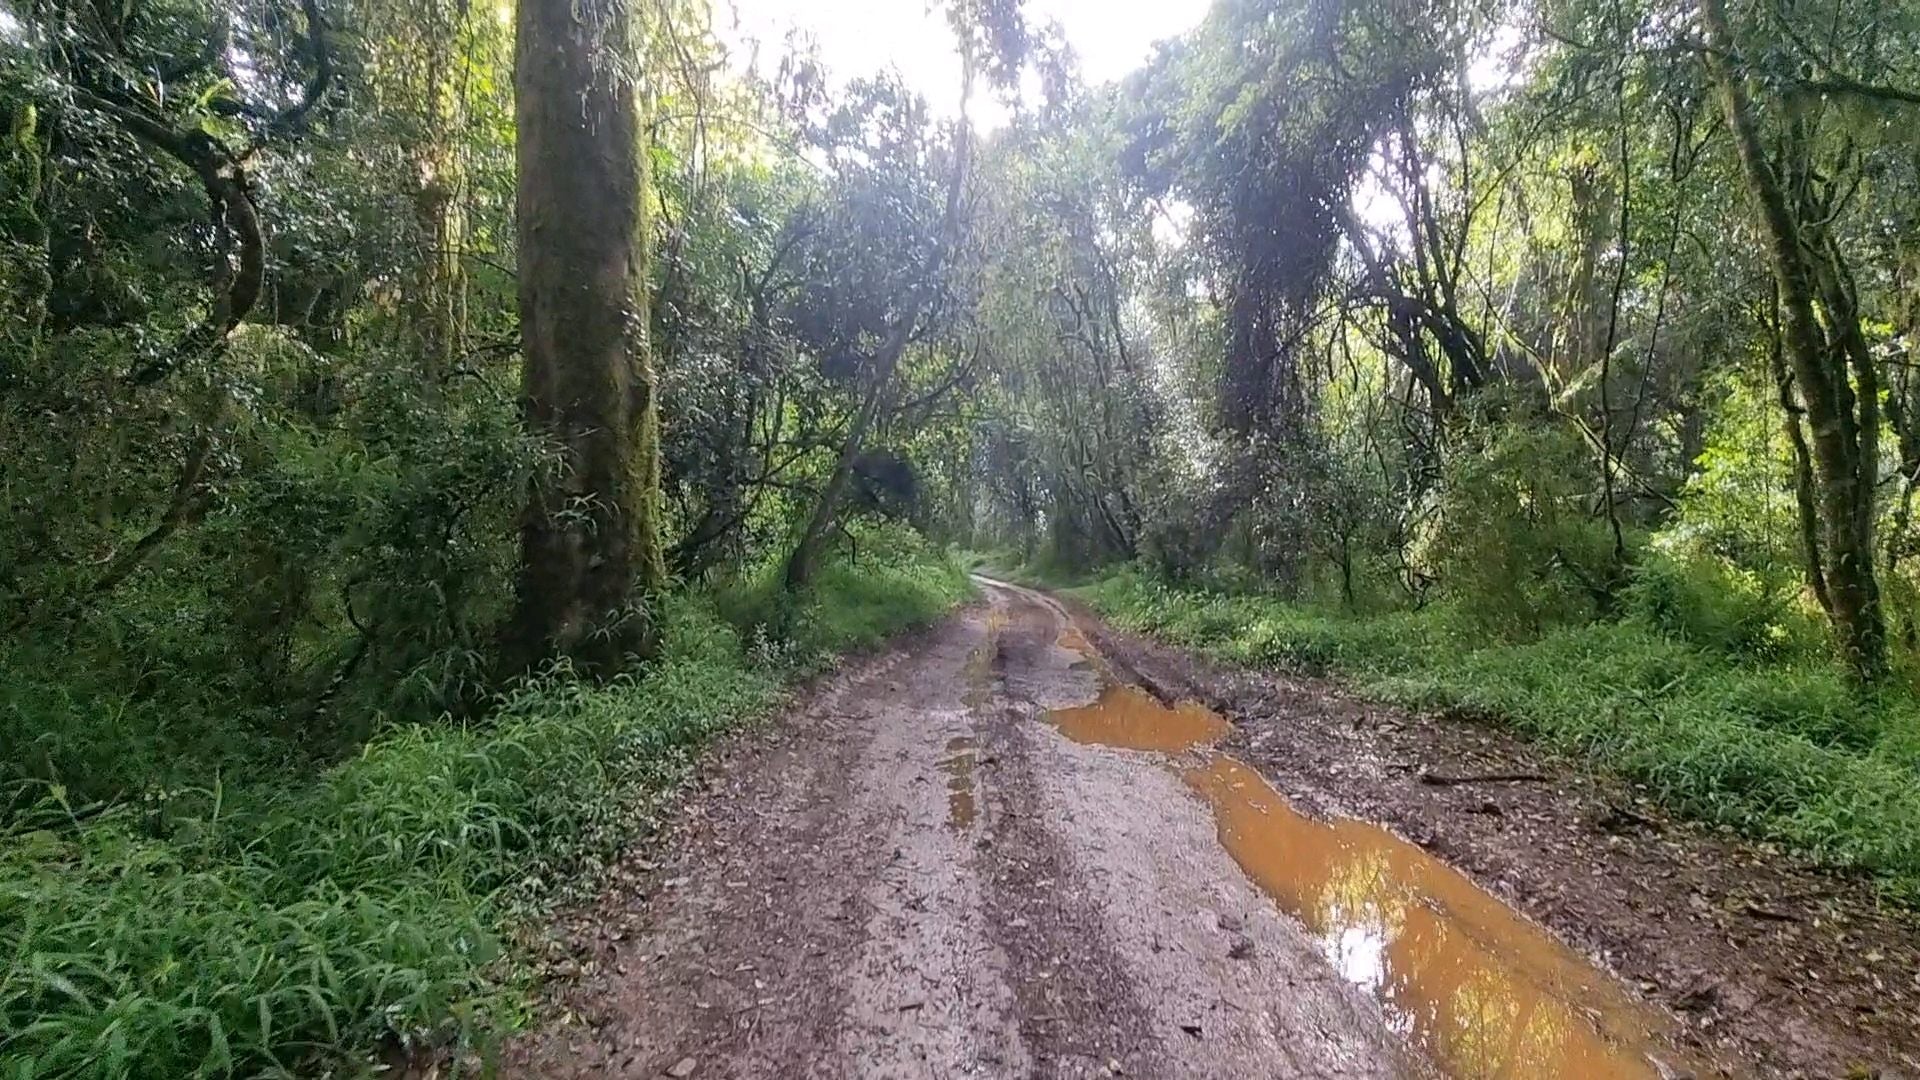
1557,162,1612,386
508,0,661,673
783,334,904,590
630,116,669,595
4,104,50,362
1772,342,1835,619
395,0,466,378
1701,0,1886,681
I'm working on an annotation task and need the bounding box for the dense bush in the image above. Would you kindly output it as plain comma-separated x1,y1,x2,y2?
1,338,536,810
0,539,973,1078
714,519,975,670
1625,547,1816,660
1423,417,1623,635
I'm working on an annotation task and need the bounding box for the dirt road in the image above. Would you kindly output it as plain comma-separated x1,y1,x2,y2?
507,580,1919,1079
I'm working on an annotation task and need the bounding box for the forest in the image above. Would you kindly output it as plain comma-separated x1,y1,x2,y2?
2,0,1918,1073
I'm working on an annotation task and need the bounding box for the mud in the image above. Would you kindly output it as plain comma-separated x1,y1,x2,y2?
940,736,977,829
1071,594,1920,1079
1042,615,1684,1079
500,579,1916,1079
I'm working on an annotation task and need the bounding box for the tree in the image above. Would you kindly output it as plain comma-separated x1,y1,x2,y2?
1700,0,1888,681
780,73,977,590
509,0,667,673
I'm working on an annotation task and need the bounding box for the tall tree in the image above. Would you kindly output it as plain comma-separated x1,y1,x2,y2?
1700,0,1887,681
510,0,666,672
780,73,976,591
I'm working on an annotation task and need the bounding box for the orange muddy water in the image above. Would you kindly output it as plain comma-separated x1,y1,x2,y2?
1044,666,1675,1079
509,581,1787,1080
1046,684,1231,753
1186,757,1672,1080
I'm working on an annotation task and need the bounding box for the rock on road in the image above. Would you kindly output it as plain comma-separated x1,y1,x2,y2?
505,581,1444,1078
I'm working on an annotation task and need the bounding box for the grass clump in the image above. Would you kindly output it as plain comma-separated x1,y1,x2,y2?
1069,566,1920,904
1,533,972,1078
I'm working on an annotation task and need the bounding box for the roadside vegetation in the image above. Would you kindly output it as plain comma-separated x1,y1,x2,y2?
2,0,991,1071
1,530,971,1076
949,0,1920,910
1066,566,1920,903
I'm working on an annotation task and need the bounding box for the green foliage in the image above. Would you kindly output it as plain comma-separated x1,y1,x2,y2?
1,342,537,807
1624,547,1818,660
0,540,971,1079
715,518,975,670
1072,567,1920,904
1664,368,1805,572
11,0,1920,1067
1424,415,1621,636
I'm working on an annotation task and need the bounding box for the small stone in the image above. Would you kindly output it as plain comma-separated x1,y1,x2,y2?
666,1057,698,1078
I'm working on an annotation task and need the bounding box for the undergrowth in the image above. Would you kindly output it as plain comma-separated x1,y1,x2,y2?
0,529,972,1078
1069,566,1920,905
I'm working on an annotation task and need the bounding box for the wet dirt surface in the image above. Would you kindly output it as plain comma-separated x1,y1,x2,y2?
940,736,978,829
502,579,1916,1079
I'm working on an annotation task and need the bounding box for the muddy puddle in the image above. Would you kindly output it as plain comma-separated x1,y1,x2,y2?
1046,684,1231,753
940,736,976,828
964,610,1004,710
1042,666,1676,1078
1186,757,1674,1079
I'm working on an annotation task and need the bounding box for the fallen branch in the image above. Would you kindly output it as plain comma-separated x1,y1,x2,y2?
1742,901,1800,923
87,431,214,598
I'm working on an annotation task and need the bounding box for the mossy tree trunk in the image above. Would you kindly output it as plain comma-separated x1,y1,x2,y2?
1701,0,1886,682
508,0,664,674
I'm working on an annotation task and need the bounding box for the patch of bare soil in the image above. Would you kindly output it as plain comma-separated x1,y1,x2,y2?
1075,602,1920,1079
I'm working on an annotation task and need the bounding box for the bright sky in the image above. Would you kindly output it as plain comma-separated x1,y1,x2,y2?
717,0,1212,124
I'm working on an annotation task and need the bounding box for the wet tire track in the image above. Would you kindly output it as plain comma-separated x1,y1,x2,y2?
503,648,922,1077
976,696,1168,1079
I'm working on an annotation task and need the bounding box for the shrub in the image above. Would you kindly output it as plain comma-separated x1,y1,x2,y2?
1423,418,1620,637
713,517,973,671
0,539,972,1078
1625,548,1814,659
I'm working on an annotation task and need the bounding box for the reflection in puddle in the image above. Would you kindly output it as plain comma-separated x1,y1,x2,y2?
1047,685,1231,753
1186,758,1668,1080
939,736,976,828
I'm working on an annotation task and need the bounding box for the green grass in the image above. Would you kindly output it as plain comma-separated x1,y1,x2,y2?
0,533,973,1078
716,528,976,673
1068,567,1920,904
